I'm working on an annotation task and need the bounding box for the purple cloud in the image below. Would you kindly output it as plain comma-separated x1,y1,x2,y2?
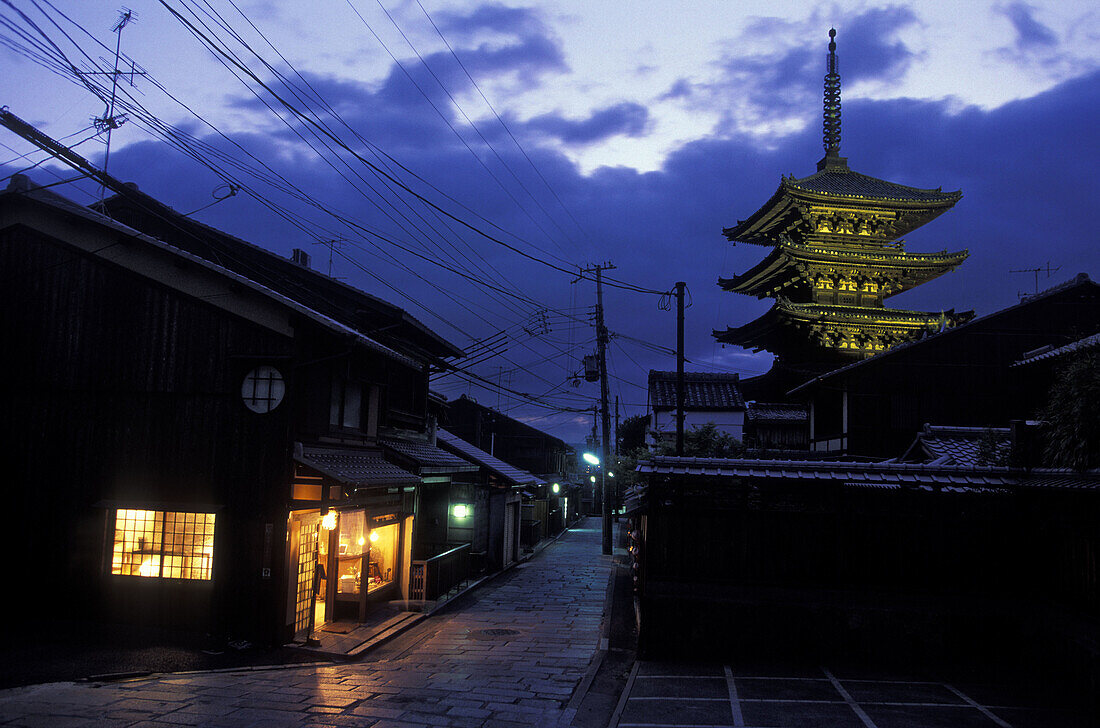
997,2,1058,50
434,3,547,39
524,102,651,145
10,59,1098,442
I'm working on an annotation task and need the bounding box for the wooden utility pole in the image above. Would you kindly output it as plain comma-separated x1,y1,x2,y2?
675,281,686,456
579,262,616,555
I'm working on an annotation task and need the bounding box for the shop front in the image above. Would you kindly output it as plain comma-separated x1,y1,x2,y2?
286,443,420,641
318,508,413,622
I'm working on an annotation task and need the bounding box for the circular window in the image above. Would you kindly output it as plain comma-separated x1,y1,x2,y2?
241,365,285,413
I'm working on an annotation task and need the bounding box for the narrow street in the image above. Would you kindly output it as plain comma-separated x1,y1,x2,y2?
0,519,615,727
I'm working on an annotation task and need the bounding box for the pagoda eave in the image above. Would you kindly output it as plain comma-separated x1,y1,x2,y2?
721,244,970,298
726,174,962,245
714,301,974,359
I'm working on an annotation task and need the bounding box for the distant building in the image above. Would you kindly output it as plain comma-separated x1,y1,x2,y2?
743,402,809,452
646,371,746,449
717,29,970,400
445,395,575,482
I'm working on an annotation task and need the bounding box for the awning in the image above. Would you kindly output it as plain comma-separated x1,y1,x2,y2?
435,428,543,486
294,443,420,488
380,436,480,475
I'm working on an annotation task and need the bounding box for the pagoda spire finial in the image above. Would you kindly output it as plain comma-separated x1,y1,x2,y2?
822,28,841,154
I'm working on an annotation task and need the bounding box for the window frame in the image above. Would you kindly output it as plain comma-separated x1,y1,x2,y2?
109,508,217,581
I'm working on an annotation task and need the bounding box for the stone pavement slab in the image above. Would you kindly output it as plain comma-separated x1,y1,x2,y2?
0,519,615,728
609,660,1091,728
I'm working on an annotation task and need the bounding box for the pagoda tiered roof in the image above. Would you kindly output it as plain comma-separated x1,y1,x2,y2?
724,156,962,246
714,300,973,355
719,241,969,298
714,29,969,366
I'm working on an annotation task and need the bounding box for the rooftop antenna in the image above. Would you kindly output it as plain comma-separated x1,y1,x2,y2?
312,238,348,277
91,8,142,200
1010,262,1061,298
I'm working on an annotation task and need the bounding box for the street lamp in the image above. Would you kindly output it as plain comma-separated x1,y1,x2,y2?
582,452,600,466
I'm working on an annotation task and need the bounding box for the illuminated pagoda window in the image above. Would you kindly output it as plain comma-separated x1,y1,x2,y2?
715,29,972,370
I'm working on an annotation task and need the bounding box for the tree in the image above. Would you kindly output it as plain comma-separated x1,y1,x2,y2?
618,414,649,454
655,422,745,458
1039,351,1100,470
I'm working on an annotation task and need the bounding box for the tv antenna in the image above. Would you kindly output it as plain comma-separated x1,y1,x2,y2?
1010,262,1061,298
80,8,145,199
312,238,348,277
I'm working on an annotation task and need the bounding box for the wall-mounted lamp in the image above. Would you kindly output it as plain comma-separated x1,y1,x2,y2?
552,483,560,494
452,503,471,518
369,530,379,543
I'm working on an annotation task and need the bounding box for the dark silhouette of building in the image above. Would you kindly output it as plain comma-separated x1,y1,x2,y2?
792,273,1100,458
1,174,465,644
445,395,574,481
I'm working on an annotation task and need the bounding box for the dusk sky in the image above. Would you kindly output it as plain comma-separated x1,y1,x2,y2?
2,0,1098,443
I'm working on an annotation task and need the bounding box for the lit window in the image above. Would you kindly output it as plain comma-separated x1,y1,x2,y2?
111,509,216,580
241,366,285,413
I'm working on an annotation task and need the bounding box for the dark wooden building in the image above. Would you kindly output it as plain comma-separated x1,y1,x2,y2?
743,402,809,452
629,457,1100,687
792,274,1100,458
1,174,463,644
445,395,575,481
435,428,534,572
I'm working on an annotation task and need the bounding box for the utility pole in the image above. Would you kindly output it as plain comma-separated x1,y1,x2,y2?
578,262,615,555
675,281,686,456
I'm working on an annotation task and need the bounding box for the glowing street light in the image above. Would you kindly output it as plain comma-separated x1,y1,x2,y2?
582,452,600,466
552,483,560,494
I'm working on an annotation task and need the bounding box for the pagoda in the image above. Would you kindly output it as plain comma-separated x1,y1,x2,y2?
715,29,971,375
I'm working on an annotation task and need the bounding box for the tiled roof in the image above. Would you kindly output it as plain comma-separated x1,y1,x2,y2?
294,444,419,487
92,180,463,360
1013,332,1100,367
903,425,1011,467
436,429,543,486
649,371,745,410
2,177,424,369
746,403,808,422
785,167,961,204
635,456,1100,491
637,456,1015,487
380,437,479,475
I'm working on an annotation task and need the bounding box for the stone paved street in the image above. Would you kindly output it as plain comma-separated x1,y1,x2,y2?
0,519,614,728
607,661,1090,728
